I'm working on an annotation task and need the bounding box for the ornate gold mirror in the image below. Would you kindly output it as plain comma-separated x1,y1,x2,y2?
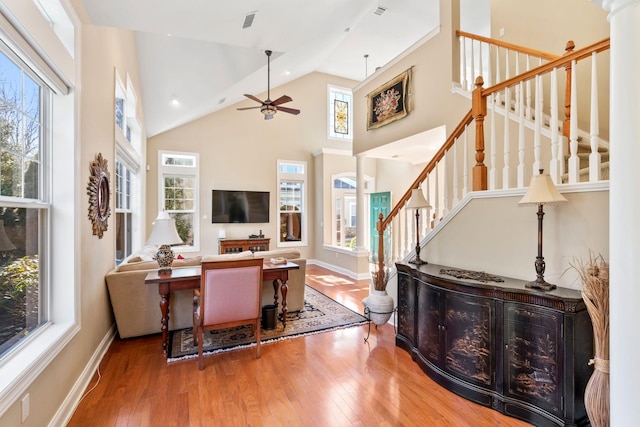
87,153,111,238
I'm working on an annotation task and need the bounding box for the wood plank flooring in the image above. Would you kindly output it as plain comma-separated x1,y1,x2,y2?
68,264,531,426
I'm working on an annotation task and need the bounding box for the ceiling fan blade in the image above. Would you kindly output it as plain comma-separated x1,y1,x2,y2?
237,106,263,111
243,94,264,104
277,106,301,115
271,95,292,106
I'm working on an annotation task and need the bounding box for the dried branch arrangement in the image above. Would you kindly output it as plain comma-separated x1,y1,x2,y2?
370,260,391,291
572,252,609,427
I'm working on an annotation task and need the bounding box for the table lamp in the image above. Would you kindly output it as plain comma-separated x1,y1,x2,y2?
406,187,431,265
518,169,567,291
146,211,183,273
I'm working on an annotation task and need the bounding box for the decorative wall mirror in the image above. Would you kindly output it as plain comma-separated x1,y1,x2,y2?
87,153,111,238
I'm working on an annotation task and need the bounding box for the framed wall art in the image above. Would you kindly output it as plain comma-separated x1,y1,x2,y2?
367,68,412,130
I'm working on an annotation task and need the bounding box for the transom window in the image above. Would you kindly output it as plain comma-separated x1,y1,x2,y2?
328,85,353,141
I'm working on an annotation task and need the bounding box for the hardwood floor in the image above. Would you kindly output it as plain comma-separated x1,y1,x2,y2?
68,264,531,426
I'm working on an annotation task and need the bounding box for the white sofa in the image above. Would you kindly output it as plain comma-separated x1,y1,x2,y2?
105,248,307,339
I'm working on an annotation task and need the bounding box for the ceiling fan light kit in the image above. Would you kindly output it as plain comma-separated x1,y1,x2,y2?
237,49,300,119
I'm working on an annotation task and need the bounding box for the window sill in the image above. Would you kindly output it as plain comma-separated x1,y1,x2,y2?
322,244,369,257
0,321,79,417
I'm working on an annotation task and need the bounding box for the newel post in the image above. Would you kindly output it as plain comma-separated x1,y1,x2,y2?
472,76,487,191
376,213,385,273
563,40,575,145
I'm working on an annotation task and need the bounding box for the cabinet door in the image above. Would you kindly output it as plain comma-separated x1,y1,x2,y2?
443,292,495,388
417,281,442,365
504,303,562,416
397,272,416,347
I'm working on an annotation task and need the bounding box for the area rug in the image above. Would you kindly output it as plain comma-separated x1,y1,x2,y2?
167,285,368,361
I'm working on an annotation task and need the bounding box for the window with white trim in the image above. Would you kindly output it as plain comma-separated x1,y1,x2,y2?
332,174,357,247
158,151,199,250
328,85,353,141
277,160,306,247
115,72,141,265
0,44,48,356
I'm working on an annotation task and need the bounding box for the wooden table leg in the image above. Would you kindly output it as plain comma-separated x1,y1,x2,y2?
272,279,279,307
280,279,288,328
159,282,170,354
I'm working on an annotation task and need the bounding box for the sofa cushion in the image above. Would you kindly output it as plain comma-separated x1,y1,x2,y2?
115,255,202,272
201,251,254,263
255,249,301,260
116,259,159,272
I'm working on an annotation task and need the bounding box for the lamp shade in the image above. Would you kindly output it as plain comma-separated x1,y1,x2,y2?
406,188,431,209
519,171,567,206
145,211,183,246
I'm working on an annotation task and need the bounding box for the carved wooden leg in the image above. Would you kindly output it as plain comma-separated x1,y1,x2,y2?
159,282,170,354
280,279,288,328
272,279,279,308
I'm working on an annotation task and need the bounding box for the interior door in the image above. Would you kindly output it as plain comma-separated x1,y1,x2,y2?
369,191,391,259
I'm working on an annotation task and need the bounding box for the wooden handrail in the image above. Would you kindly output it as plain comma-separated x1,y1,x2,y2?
379,109,473,232
482,38,610,97
456,30,560,62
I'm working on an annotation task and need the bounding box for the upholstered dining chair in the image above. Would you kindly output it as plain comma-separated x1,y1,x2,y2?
193,258,264,370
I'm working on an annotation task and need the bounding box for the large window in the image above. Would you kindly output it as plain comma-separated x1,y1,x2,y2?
0,47,47,356
277,160,306,247
115,72,141,265
159,151,199,250
332,175,357,247
115,159,132,264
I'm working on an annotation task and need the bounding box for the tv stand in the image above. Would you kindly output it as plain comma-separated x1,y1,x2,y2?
218,237,270,254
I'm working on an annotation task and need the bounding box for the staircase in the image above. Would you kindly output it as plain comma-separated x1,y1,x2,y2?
563,140,609,183
374,32,611,275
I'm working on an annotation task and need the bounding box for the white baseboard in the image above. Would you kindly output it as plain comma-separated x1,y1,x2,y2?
49,325,116,427
307,259,370,280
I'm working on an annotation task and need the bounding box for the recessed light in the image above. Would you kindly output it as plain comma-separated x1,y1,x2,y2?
171,98,180,106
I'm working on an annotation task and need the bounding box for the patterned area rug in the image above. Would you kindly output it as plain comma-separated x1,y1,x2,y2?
167,285,368,361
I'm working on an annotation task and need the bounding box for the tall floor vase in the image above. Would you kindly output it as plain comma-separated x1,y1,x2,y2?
584,359,609,427
576,255,609,427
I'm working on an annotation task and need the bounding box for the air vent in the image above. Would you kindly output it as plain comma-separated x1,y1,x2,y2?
373,6,387,16
243,11,256,29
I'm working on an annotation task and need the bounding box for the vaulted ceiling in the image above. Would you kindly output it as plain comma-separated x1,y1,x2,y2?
82,0,440,137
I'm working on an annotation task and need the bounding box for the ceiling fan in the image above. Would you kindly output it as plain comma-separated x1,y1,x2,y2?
237,50,300,120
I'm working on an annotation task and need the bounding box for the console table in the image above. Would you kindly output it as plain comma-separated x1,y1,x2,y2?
218,237,270,253
396,262,593,427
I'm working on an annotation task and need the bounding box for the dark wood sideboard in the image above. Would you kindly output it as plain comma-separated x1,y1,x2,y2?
396,262,593,427
218,237,270,254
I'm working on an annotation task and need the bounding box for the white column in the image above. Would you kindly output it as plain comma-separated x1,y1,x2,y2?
355,154,367,252
596,0,640,424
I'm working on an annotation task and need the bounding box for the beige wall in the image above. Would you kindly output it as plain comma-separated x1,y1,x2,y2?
0,1,146,425
147,72,357,260
424,190,610,289
353,0,470,157
491,0,610,139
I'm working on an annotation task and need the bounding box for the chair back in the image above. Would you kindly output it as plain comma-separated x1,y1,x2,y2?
200,258,264,325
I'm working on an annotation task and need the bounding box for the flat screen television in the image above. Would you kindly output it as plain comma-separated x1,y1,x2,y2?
211,190,270,223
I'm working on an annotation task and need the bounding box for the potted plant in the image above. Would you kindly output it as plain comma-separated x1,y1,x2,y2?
362,254,395,325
